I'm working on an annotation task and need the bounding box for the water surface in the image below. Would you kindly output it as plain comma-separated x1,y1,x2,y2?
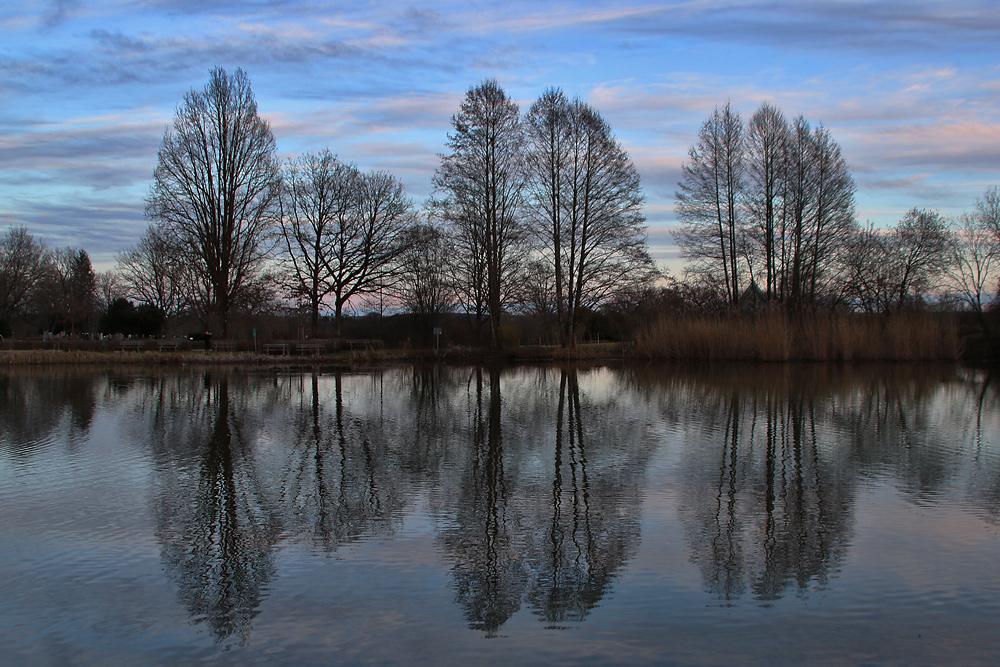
1,364,998,665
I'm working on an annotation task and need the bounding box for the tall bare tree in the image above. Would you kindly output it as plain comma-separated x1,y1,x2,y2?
803,124,856,304
525,88,656,347
676,102,744,305
744,103,789,300
677,103,856,310
432,80,528,348
146,67,279,337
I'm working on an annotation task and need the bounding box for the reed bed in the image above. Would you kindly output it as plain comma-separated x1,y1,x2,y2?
634,310,959,361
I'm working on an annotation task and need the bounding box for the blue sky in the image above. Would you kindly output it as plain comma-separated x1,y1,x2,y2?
2,1,998,271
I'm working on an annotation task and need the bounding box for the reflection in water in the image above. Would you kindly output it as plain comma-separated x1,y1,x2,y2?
278,371,406,552
441,367,527,634
0,369,101,452
628,364,1000,600
437,366,652,633
151,375,280,645
3,363,999,649
528,369,642,625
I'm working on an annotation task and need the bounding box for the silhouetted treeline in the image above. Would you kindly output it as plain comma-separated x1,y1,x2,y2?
3,70,999,347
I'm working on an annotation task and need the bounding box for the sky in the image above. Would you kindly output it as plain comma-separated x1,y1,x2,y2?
2,0,999,272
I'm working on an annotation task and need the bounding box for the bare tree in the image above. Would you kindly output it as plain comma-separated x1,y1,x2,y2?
432,80,528,348
278,150,354,337
677,103,856,310
525,88,657,347
395,221,454,336
0,226,48,323
803,124,856,305
889,208,952,307
322,168,412,336
676,103,745,305
94,270,125,318
146,67,279,337
116,224,193,319
744,103,789,300
944,212,997,330
840,210,951,313
976,186,1000,240
39,248,96,334
837,223,894,313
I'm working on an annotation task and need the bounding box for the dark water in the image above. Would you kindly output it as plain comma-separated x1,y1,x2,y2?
1,363,998,665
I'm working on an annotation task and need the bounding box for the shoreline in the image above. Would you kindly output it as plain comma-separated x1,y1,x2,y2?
0,344,989,366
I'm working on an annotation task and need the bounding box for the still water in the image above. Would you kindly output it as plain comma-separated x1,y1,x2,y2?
1,363,998,665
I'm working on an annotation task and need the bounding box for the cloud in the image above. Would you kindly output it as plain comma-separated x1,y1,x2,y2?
42,0,81,29
0,117,162,189
608,0,1000,54
5,197,147,266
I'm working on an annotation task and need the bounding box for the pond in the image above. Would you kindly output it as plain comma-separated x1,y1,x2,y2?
1,363,999,665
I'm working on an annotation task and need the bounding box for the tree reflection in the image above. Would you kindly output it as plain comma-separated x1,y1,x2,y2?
527,369,642,625
654,369,855,601
152,374,280,646
628,363,1000,602
0,368,101,453
438,366,651,633
277,371,406,552
441,366,527,635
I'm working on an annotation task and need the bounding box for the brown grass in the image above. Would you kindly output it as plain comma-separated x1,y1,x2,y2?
0,349,263,366
634,310,959,361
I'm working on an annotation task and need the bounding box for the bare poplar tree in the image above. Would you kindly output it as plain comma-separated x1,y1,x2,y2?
146,67,279,337
525,88,656,347
116,224,193,319
781,116,816,308
744,103,789,300
432,80,528,348
676,103,745,305
804,124,856,303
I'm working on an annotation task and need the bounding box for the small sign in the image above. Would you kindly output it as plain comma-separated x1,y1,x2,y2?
433,328,442,335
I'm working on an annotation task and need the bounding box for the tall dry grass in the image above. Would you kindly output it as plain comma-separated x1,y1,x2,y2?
634,310,959,361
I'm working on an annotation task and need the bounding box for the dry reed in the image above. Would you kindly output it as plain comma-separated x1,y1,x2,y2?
634,310,958,361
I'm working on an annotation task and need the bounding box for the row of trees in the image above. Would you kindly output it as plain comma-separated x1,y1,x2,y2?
675,101,1000,322
3,70,999,345
0,227,121,337
127,70,657,347
677,102,856,308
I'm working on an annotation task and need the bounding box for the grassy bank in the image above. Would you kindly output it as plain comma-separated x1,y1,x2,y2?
634,310,960,361
0,311,971,365
0,349,269,366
